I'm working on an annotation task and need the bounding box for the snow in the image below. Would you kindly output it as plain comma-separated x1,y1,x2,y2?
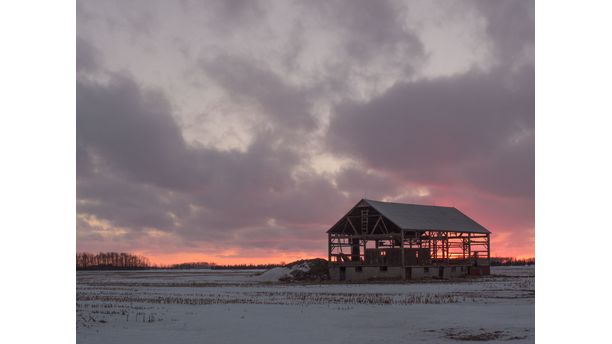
77,266,534,343
251,261,313,282
252,267,292,281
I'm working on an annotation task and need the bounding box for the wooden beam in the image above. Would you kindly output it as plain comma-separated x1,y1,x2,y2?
371,216,382,234
487,233,491,263
381,218,389,234
328,233,331,262
331,233,401,240
401,230,406,280
346,217,358,234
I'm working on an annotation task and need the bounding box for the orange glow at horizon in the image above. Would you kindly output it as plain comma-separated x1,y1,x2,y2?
134,251,325,266
131,241,533,266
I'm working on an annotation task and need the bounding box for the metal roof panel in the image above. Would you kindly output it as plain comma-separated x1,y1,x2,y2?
363,199,490,234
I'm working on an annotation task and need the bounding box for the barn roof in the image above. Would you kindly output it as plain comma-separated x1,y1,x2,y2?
360,199,490,234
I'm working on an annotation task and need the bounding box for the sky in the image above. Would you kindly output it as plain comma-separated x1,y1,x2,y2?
76,0,534,265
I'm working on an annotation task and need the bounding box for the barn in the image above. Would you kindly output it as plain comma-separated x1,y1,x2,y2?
327,199,491,281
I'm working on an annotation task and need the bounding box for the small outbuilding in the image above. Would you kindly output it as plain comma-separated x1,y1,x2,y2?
327,199,491,281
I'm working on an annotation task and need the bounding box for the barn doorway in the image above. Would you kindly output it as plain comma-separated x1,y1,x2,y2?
340,267,346,281
405,267,412,280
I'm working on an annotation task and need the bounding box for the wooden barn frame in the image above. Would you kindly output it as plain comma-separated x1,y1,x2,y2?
327,199,491,280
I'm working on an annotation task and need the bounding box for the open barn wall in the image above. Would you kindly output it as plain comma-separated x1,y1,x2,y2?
328,232,490,265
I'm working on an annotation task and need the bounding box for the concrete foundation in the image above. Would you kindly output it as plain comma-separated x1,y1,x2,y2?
329,264,476,281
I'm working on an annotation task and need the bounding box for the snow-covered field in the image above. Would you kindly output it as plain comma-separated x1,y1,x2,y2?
77,266,534,343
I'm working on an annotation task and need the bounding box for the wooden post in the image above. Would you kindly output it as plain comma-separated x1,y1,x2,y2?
328,233,332,262
486,233,491,265
467,233,472,266
401,229,406,280
445,232,450,263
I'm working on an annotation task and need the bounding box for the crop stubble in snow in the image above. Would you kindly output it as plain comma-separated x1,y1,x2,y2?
77,266,534,344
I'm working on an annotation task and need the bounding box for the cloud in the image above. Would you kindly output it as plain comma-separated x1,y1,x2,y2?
201,55,318,131
327,64,534,199
473,0,534,68
76,73,357,255
76,0,534,260
76,36,100,74
77,75,201,189
303,0,424,64
326,0,534,200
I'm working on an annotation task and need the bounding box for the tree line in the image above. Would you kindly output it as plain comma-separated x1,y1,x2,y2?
76,252,285,270
490,257,535,266
76,252,151,270
168,262,283,270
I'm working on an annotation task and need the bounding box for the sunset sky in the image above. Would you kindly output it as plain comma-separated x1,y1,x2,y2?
76,0,534,265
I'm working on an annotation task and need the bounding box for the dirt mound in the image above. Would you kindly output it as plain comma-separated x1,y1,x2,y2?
254,258,329,282
280,258,329,282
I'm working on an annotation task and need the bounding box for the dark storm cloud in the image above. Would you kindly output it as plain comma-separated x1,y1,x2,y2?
180,0,263,33
76,73,299,196
334,167,402,201
472,0,534,64
77,172,187,231
196,0,425,119
328,64,534,198
327,0,534,200
76,73,357,251
202,55,317,130
460,129,534,198
77,75,204,189
303,0,424,64
199,0,425,132
77,73,296,192
76,36,100,74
